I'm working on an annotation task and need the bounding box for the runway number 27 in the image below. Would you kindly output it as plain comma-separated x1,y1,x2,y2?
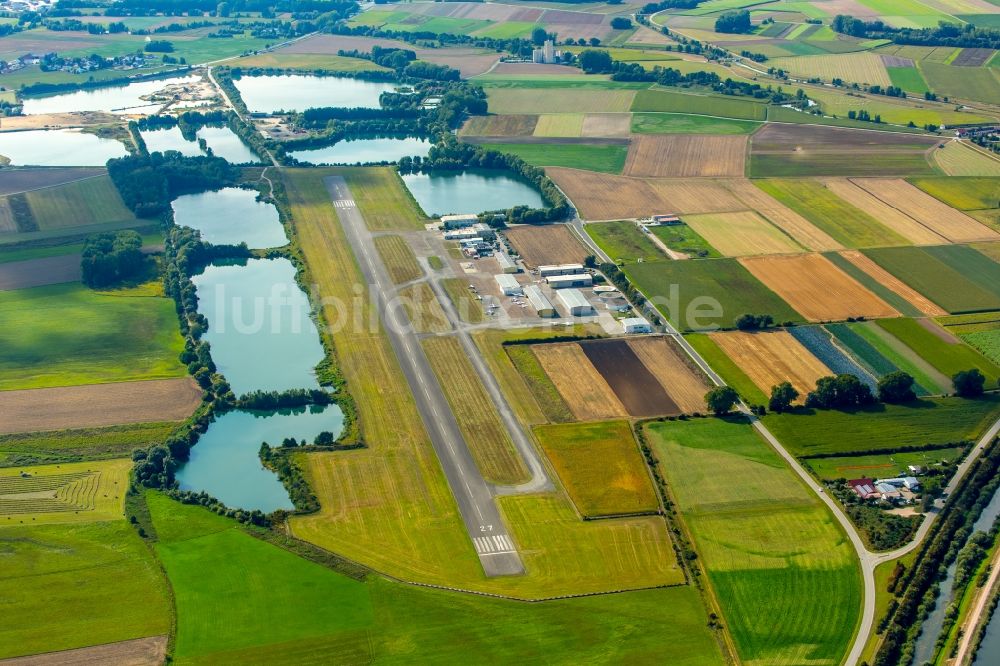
480,525,493,532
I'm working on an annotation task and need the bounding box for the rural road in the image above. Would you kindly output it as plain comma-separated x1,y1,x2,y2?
326,176,524,577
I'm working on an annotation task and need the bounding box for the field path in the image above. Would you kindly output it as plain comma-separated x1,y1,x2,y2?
0,636,167,666
952,544,1000,665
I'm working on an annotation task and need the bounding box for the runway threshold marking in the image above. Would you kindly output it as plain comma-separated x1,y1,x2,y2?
334,199,356,208
473,535,515,555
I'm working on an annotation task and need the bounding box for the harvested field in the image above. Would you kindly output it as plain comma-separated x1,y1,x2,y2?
580,339,679,417
821,178,948,245
683,211,803,256
1,636,167,666
486,62,582,76
533,113,584,138
373,234,422,284
623,135,747,178
711,330,832,399
627,336,710,413
953,47,993,66
399,282,449,334
532,343,627,421
0,168,104,196
0,378,201,435
581,113,632,138
739,253,899,322
0,458,130,524
460,115,538,137
722,179,842,251
486,89,637,115
767,52,891,86
504,223,588,267
852,178,999,242
0,253,80,290
931,142,1000,177
837,250,948,316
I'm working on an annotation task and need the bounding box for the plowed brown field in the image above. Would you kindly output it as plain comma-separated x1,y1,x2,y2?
711,330,831,398
627,336,709,413
504,224,588,267
623,135,747,177
532,343,626,421
821,179,947,245
837,250,948,316
739,253,899,322
580,339,679,417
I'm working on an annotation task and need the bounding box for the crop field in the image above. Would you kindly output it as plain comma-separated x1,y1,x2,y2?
788,325,878,391
920,62,1000,105
460,114,539,137
953,323,1000,365
579,339,681,417
876,317,1000,387
821,178,949,245
627,336,711,413
585,219,664,262
683,211,804,256
374,234,422,284
931,142,1000,177
422,336,528,485
804,86,985,127
851,178,999,242
152,494,716,663
400,282,450,334
755,179,909,248
0,520,170,660
907,176,1000,211
630,112,762,135
847,320,953,394
687,333,767,404
230,52,390,71
739,253,899,322
887,65,930,93
534,421,659,517
489,142,628,174
581,113,632,138
864,246,1000,313
0,167,105,196
645,417,861,666
533,113,585,137
499,339,574,424
767,51,891,85
764,394,1000,456
0,458,129,524
805,445,966,481
0,283,186,391
0,421,177,468
834,250,948,316
631,88,768,120
532,343,628,421
627,258,802,331
710,330,832,399
504,223,588,267
486,88,638,114
649,223,722,258
721,179,843,251
622,135,747,177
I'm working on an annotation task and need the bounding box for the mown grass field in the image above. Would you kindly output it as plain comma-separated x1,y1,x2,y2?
487,88,637,114
931,142,1000,177
422,335,528,486
0,282,186,390
908,176,1000,211
0,458,130,524
650,223,722,258
498,338,576,424
631,88,768,120
0,421,177,467
630,112,762,134
626,258,802,332
0,520,170,659
645,417,861,666
804,446,966,481
150,493,723,664
373,234,422,284
332,167,426,231
490,142,627,174
764,395,1000,457
534,421,658,518
876,317,1000,387
585,219,664,263
441,276,485,324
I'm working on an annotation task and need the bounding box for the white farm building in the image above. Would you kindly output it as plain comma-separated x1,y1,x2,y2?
557,289,594,316
620,317,652,334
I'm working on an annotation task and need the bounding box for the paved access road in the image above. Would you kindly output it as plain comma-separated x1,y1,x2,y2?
326,176,523,577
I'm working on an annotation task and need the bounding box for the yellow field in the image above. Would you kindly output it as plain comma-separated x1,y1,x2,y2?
683,211,803,256
533,113,584,137
532,343,627,420
711,330,831,399
627,336,710,414
740,253,900,322
373,234,422,283
931,141,1000,177
582,113,632,138
623,135,747,178
422,336,529,485
459,114,538,137
0,458,130,524
852,178,1000,242
768,52,891,87
723,179,843,251
486,89,637,114
821,179,948,245
399,282,450,334
838,250,948,316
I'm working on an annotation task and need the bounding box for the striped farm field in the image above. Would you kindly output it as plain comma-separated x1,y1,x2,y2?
739,253,899,322
631,88,768,120
532,343,627,421
788,325,879,391
623,135,747,178
710,330,831,399
876,317,1000,387
821,178,948,245
848,320,953,394
907,177,1000,211
941,313,1000,365
645,417,861,666
931,142,1000,177
0,458,130,523
486,88,637,114
533,113,585,137
683,211,804,256
373,234,422,284
767,51,891,86
460,114,538,137
627,336,712,413
721,179,843,251
852,178,1000,242
534,421,659,518
825,322,920,387
835,250,948,316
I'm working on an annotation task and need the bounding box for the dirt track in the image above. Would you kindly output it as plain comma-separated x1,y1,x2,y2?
0,378,201,434
0,636,167,666
0,254,81,291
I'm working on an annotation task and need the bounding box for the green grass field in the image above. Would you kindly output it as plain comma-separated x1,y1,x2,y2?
630,112,762,134
804,446,966,481
649,223,722,258
0,520,170,659
825,322,920,389
488,143,627,174
585,219,664,263
627,258,801,331
764,395,1000,457
864,246,1000,314
152,492,723,664
887,65,930,93
0,282,186,390
907,177,1000,211
920,62,1000,105
0,421,177,467
645,417,861,666
333,167,426,231
534,421,659,517
849,320,952,394
754,180,909,247
749,152,935,178
876,317,1000,387
631,88,768,120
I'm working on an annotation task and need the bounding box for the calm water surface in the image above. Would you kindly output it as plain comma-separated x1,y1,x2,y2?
21,75,198,114
172,187,286,249
0,129,127,166
232,74,396,113
401,169,546,216
289,136,430,165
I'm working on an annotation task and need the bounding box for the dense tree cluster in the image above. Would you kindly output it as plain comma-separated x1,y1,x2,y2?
609,60,806,105
954,368,988,397
80,230,146,288
734,313,774,331
877,371,917,404
107,152,237,217
705,386,740,415
768,382,798,413
833,15,1000,49
804,374,876,409
714,10,752,34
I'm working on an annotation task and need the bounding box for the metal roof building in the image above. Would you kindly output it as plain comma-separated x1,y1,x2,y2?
495,250,520,274
524,285,556,317
440,214,479,229
546,273,592,289
538,263,584,277
620,317,651,334
495,273,523,296
557,288,594,316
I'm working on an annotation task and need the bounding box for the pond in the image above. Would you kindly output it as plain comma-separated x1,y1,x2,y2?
20,75,199,115
0,128,128,166
140,125,260,164
289,136,430,165
191,258,324,396
141,127,203,158
232,74,396,113
401,169,546,217
174,405,344,513
172,187,286,249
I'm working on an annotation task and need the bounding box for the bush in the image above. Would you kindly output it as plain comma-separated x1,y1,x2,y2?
954,369,986,397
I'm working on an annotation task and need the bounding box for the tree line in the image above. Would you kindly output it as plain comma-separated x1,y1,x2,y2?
833,15,1000,49
107,151,238,217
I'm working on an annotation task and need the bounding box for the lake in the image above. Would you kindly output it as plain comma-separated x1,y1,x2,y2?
21,75,199,115
401,169,546,217
141,125,260,164
172,187,286,249
141,127,202,158
175,405,344,513
289,136,430,165
232,74,396,113
0,128,128,166
191,258,324,396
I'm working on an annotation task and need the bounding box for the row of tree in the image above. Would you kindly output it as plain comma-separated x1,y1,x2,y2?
833,15,1000,49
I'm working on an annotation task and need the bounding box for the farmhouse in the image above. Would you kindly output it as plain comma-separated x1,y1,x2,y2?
441,213,479,229
546,273,593,289
524,285,556,318
848,478,879,500
558,289,595,316
876,477,921,491
495,251,520,274
649,214,682,226
495,273,523,296
620,317,652,334
539,263,585,277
